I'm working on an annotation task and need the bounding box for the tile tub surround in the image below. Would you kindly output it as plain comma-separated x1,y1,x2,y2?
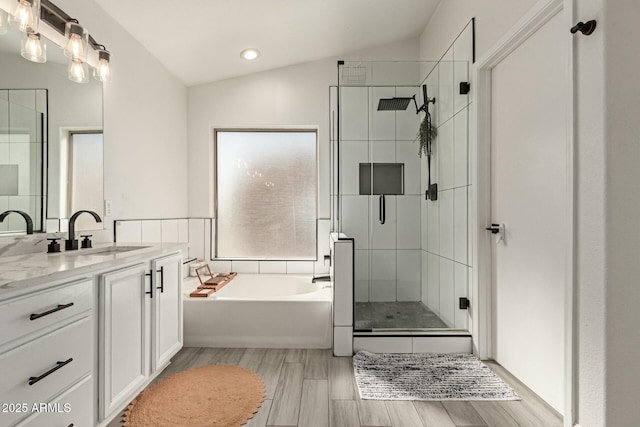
114,217,332,275
0,242,186,297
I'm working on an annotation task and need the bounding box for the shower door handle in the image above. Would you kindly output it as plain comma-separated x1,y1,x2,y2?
379,195,386,225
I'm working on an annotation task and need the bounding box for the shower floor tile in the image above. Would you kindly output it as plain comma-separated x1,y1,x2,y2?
355,301,448,330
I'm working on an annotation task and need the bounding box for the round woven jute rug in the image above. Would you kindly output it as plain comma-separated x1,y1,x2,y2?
123,365,265,427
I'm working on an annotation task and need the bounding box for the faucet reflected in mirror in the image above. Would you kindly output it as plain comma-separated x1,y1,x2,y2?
66,210,102,250
0,210,34,234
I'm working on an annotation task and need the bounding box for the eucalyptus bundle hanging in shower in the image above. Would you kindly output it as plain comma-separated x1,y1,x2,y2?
417,111,437,158
414,85,438,201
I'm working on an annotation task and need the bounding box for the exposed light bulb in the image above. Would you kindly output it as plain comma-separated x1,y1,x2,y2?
68,59,88,83
64,22,88,61
0,9,8,35
93,49,111,82
21,32,46,63
10,0,40,33
67,34,83,58
240,48,260,61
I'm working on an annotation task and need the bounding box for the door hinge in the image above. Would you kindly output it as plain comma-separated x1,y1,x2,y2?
459,297,470,310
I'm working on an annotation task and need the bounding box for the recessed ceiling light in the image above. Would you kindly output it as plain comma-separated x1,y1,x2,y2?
241,48,260,61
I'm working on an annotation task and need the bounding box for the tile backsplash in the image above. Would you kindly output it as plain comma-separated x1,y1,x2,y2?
114,217,332,276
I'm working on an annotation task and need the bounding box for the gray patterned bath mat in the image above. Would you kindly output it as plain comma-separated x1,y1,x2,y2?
353,351,520,401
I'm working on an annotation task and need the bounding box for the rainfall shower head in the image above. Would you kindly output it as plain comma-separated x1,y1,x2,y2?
377,97,413,111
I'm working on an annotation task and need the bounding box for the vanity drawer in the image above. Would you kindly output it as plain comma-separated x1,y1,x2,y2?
0,278,93,347
15,375,94,427
0,317,93,427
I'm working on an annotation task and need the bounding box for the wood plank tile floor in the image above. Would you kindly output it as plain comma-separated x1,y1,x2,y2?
110,347,563,427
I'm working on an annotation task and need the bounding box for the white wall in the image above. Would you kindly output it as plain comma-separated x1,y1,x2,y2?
573,1,606,425
187,38,419,220
419,0,540,60
53,0,189,241
601,0,640,425
420,0,640,425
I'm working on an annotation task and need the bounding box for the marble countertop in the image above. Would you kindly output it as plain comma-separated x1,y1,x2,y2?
0,242,186,300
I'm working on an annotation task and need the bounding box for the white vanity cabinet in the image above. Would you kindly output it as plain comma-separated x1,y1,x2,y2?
0,278,94,427
15,376,94,427
151,253,183,372
98,263,150,420
98,251,183,422
0,245,184,427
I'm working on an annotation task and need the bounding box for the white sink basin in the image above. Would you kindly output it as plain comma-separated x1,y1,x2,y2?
69,246,149,256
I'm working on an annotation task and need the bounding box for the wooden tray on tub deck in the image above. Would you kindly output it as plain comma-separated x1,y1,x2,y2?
189,265,237,297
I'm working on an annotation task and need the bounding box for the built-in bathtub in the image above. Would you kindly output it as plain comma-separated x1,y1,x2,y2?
183,274,332,348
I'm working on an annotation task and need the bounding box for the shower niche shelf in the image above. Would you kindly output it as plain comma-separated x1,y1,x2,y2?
359,163,404,195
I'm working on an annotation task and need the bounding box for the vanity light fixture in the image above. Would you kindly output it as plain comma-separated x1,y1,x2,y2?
0,9,8,35
9,0,40,33
64,21,88,61
93,46,111,82
240,48,259,61
21,32,46,62
68,58,88,83
1,0,111,83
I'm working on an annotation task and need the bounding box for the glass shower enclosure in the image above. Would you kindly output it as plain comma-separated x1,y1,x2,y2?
330,22,474,334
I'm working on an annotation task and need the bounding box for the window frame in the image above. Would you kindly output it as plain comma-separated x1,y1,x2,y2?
213,127,319,261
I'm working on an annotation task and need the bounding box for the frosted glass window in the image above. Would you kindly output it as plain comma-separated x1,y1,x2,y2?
68,132,104,231
216,130,317,259
0,165,18,196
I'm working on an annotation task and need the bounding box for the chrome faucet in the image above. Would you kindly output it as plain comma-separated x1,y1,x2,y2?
66,210,102,250
0,210,34,234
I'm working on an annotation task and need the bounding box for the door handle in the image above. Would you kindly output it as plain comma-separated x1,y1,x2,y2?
28,358,73,386
485,224,500,234
30,302,74,321
156,266,164,293
486,223,506,243
145,271,153,298
379,195,386,225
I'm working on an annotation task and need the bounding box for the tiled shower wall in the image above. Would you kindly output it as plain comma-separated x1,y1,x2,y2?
339,79,423,303
0,89,46,233
115,217,331,276
421,23,473,329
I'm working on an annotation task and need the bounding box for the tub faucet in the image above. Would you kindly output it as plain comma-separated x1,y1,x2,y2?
0,210,34,234
66,210,102,250
312,275,331,283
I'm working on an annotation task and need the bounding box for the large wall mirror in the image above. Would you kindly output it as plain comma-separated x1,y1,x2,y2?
0,28,104,234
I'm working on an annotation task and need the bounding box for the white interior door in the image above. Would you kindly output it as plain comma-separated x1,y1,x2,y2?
490,10,568,413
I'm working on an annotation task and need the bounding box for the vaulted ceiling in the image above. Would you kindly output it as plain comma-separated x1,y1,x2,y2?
95,0,440,86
